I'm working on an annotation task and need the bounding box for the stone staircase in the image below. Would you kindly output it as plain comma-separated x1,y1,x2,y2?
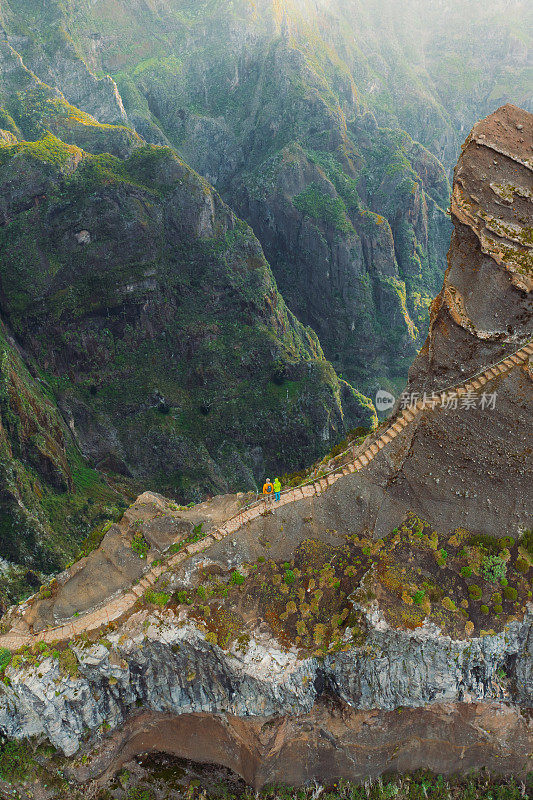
0,339,531,651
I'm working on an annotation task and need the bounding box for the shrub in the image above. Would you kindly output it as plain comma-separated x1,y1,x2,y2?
293,182,354,234
498,536,515,549
0,739,31,780
461,566,472,578
481,555,507,583
468,534,502,554
493,604,503,614
519,529,533,557
442,597,456,612
503,586,518,601
230,571,245,586
500,578,508,587
468,584,482,600
196,585,206,600
131,532,150,558
284,569,296,585
480,604,489,615
144,591,169,606
515,557,529,574
491,593,502,604
412,589,425,605
58,648,79,679
0,648,11,672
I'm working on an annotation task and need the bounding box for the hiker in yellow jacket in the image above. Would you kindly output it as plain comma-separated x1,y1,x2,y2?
273,477,282,502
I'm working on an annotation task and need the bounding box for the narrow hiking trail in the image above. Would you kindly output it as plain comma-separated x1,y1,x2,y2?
1,340,532,651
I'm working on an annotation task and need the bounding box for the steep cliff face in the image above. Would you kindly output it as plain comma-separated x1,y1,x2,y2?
1,609,531,770
410,103,533,388
381,104,532,537
0,31,377,599
102,6,453,395
0,0,454,396
234,126,450,392
0,136,373,493
0,1,527,398
0,317,125,603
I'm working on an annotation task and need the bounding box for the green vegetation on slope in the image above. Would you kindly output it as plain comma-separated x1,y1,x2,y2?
0,76,374,598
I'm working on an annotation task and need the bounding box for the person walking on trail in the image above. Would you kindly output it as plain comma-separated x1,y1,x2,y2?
262,478,274,502
273,477,282,502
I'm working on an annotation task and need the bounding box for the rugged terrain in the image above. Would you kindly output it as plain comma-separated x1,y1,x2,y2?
0,16,381,600
2,0,529,396
0,105,531,794
0,0,529,600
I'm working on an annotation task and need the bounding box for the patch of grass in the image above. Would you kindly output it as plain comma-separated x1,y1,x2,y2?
131,533,150,559
0,738,32,781
58,647,80,679
229,571,245,587
0,648,11,672
293,182,354,234
519,529,533,557
144,590,170,606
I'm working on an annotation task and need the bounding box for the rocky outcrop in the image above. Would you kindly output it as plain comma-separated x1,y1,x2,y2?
1,606,531,764
411,104,533,388
6,33,128,127
70,703,532,788
373,105,532,536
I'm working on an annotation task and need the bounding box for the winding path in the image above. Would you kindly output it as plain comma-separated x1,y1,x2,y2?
1,340,532,651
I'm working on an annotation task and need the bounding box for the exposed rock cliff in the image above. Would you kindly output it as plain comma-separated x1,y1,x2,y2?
0,0,455,396
0,37,376,599
0,607,531,771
